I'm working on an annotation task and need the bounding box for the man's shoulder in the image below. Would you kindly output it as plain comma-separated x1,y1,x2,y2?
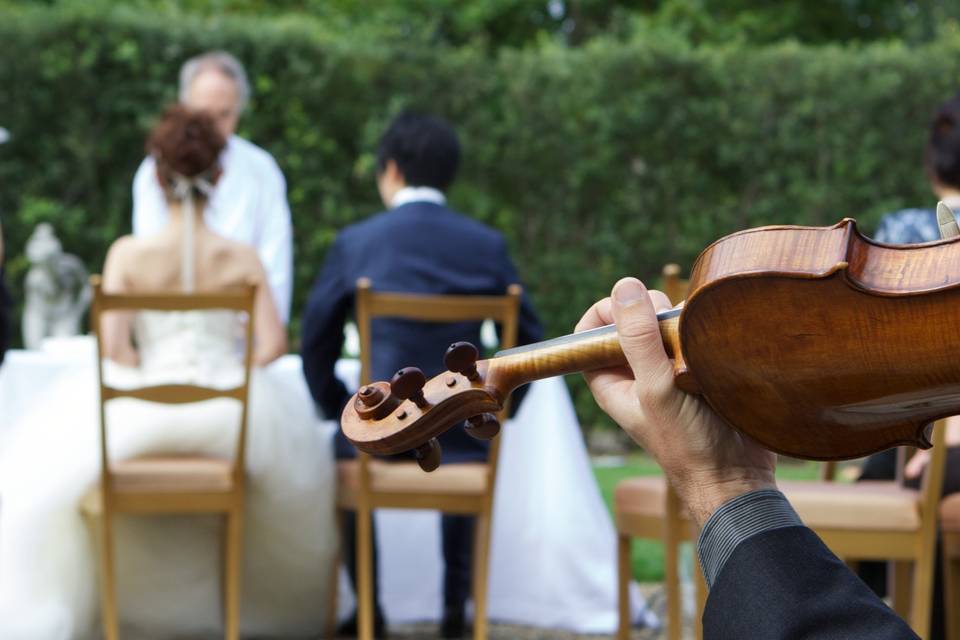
341,204,504,246
443,206,504,242
228,135,284,176
133,154,157,185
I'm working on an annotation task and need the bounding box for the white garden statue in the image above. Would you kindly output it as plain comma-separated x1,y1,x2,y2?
22,223,91,349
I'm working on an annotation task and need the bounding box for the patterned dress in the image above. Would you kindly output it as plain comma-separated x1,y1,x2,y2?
873,207,940,244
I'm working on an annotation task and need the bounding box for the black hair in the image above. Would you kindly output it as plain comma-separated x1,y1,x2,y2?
926,93,960,189
375,112,460,191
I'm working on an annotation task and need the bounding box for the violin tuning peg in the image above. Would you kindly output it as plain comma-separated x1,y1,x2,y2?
414,438,442,472
444,342,480,381
465,413,501,440
358,384,384,407
390,367,429,408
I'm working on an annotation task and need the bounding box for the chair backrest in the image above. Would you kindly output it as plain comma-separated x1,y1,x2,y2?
353,277,522,467
919,420,949,527
661,263,689,306
89,276,257,486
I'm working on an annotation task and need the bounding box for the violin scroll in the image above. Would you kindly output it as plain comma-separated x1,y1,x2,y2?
342,341,505,469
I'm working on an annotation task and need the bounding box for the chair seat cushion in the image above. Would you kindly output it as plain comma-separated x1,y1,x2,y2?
337,460,488,505
941,492,960,532
615,476,922,532
779,480,921,532
614,476,690,519
109,456,235,494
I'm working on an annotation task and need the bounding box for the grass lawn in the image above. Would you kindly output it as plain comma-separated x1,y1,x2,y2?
592,454,824,582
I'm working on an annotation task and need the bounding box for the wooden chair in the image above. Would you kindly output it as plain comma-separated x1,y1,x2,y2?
942,492,960,639
335,277,521,640
779,422,948,638
81,277,256,640
614,264,706,640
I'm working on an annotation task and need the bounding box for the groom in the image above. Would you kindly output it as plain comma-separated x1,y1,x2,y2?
301,112,542,637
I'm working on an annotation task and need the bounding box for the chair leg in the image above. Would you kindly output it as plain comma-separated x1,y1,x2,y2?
910,544,937,639
471,512,492,640
664,492,682,640
944,534,960,640
97,508,120,640
356,505,375,640
326,508,343,639
890,560,913,619
617,533,631,640
223,509,244,640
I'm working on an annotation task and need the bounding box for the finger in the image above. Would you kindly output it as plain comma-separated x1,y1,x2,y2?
574,297,613,333
610,277,671,382
649,289,672,313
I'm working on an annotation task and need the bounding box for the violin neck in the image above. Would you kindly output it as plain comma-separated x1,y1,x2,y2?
484,308,683,398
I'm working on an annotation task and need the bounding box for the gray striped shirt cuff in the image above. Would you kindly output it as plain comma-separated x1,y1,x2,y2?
697,489,803,587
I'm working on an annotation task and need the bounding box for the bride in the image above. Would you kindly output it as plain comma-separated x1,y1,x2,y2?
0,105,335,639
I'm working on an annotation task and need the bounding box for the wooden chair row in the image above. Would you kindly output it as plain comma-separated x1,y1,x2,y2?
81,277,522,640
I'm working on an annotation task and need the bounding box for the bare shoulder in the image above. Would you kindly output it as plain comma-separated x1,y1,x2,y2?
209,236,266,282
105,234,140,262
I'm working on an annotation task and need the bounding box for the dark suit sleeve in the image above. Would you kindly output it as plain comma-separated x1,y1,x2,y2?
300,239,352,419
704,525,918,640
495,238,544,415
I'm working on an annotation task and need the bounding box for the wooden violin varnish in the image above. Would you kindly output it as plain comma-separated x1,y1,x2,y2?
343,218,960,464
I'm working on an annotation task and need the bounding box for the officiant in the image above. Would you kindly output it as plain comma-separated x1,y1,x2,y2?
131,50,293,322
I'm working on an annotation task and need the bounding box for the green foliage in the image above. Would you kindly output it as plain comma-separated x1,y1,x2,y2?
3,7,960,429
7,0,960,50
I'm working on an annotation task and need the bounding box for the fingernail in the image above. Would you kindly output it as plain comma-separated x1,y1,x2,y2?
612,278,647,306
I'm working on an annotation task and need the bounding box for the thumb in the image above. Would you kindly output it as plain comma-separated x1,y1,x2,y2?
611,278,671,383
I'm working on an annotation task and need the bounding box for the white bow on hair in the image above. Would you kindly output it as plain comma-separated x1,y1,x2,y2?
169,173,215,293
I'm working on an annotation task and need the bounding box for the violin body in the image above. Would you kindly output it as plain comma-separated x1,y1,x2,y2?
680,218,960,460
342,218,960,467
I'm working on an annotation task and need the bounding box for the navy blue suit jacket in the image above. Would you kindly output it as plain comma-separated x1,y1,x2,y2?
704,526,919,639
301,201,543,462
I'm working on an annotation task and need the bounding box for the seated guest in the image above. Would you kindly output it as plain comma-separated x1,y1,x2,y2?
577,278,919,639
865,92,960,639
874,91,960,243
0,106,334,638
301,112,543,637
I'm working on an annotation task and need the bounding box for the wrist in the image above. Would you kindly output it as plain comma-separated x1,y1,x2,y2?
679,471,777,529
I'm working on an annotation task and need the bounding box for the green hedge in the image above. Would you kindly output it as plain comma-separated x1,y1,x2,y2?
3,7,960,429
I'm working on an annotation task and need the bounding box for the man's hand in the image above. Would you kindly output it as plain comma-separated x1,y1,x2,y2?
576,277,777,527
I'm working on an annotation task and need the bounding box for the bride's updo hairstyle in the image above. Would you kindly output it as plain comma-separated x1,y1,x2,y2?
147,104,225,200
926,94,960,190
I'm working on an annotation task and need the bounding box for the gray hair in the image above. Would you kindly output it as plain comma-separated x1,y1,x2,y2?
178,51,251,113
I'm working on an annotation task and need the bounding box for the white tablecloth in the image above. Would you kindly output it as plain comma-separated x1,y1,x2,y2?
0,339,650,633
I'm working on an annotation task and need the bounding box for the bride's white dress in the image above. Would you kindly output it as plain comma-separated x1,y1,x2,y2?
0,311,336,639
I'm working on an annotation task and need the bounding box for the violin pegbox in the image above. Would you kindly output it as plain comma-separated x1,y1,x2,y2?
343,341,504,471
444,342,501,440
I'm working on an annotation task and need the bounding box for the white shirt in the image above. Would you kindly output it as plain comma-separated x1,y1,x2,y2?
132,135,293,323
390,186,446,208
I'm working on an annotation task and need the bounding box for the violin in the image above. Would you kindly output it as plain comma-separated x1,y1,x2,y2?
342,218,960,471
